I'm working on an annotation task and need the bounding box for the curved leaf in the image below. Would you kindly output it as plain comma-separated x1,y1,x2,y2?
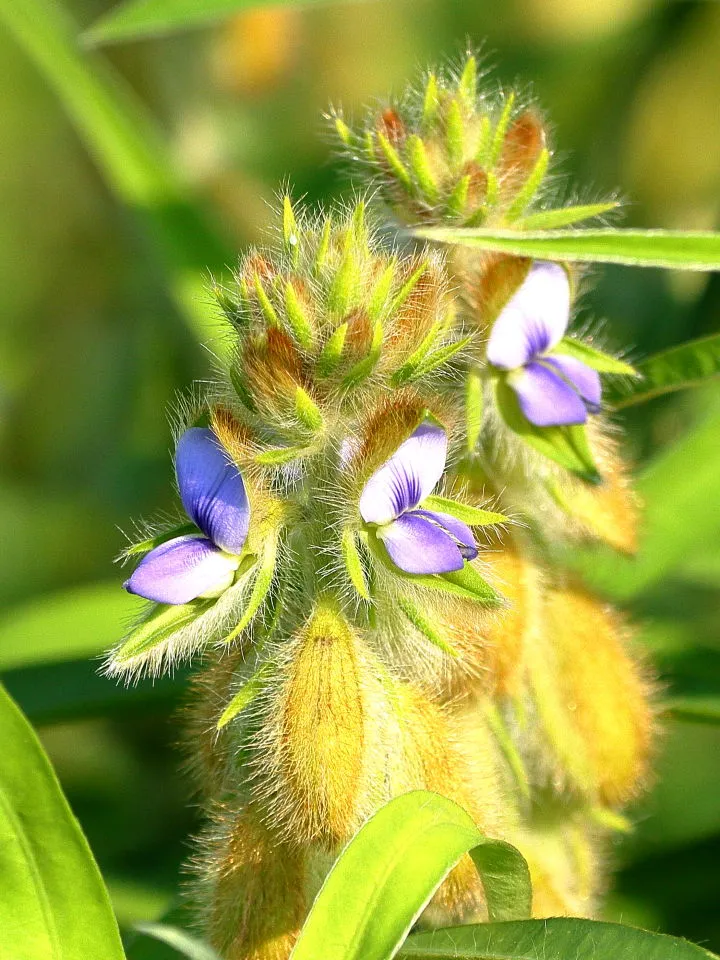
85,0,330,46
290,790,531,960
422,494,506,527
399,918,718,959
133,924,220,960
416,227,720,271
0,686,126,960
608,333,720,409
0,0,232,347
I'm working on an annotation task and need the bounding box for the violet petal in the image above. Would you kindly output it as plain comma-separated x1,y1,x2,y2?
487,262,571,370
124,535,239,605
176,427,250,554
379,512,464,574
545,354,602,413
413,509,479,561
359,421,448,525
511,361,588,427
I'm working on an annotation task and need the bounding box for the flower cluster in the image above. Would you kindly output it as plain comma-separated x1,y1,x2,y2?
110,54,653,960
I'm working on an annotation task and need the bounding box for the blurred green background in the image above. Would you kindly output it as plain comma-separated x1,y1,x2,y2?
1,0,719,951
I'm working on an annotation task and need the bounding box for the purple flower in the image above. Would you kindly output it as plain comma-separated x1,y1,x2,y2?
359,421,477,575
125,427,250,604
487,261,601,427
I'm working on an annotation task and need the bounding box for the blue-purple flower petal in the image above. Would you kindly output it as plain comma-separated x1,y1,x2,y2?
545,354,602,414
379,512,464,574
511,361,588,427
414,509,478,561
176,427,250,554
124,535,239,605
359,421,448,525
487,262,571,370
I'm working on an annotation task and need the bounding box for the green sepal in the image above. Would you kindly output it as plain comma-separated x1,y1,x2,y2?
505,147,549,221
222,534,278,644
457,55,477,108
342,320,384,389
284,281,313,348
484,702,531,800
367,262,396,322
282,195,299,265
294,386,324,432
317,322,348,376
446,173,471,218
253,273,280,328
466,367,484,451
407,134,439,203
217,661,274,730
114,599,212,664
397,597,458,657
254,445,312,466
422,73,439,129
606,332,720,410
391,334,473,386
122,521,197,557
377,131,412,190
390,261,428,315
328,243,360,317
230,365,257,412
518,201,619,230
495,378,601,483
342,527,370,600
422,494,506,527
489,92,515,166
445,99,464,172
365,532,501,605
554,337,639,376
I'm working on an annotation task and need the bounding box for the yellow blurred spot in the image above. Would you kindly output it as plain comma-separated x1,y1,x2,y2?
210,9,301,95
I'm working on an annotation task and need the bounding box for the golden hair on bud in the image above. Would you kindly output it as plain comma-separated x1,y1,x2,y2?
196,803,306,960
529,586,654,805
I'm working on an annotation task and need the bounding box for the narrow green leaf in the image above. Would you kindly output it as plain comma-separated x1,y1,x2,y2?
400,917,718,959
406,135,439,203
391,262,429,315
422,494,506,527
134,923,221,960
123,522,197,556
445,99,464,172
114,600,211,663
415,227,720,270
495,379,600,482
0,686,126,960
378,131,412,191
489,93,515,166
341,528,370,601
222,536,277,643
404,335,474,383
0,581,137,671
254,445,311,465
284,282,314,348
554,337,639,376
446,174,471,219
665,697,720,725
466,368,484,451
0,0,232,348
398,598,458,657
253,274,280,328
216,662,273,730
518,201,619,230
290,791,531,960
484,703,531,800
282,196,299,265
294,386,324,432
457,56,477,107
607,333,720,409
318,322,349,376
422,73,439,129
415,226,720,271
505,147,549,222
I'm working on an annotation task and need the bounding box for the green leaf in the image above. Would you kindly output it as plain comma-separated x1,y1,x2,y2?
607,333,720,409
216,662,273,730
0,581,137,671
290,791,531,960
0,0,233,348
415,226,720,271
294,386,324,432
495,378,600,482
422,494,506,527
342,528,370,601
86,0,337,46
399,918,718,959
397,598,458,657
554,338,639,376
465,368,484,451
665,697,720,725
114,600,211,664
393,335,474,385
222,535,278,643
0,685,126,960
517,201,619,230
254,445,312,465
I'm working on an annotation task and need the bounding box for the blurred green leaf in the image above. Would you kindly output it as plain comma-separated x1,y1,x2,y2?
667,698,720,724
0,581,135,671
399,918,718,959
554,338,638,376
290,790,531,960
0,0,232,347
416,227,720,271
0,685,126,960
608,334,720,409
571,403,720,600
85,0,331,45
517,202,620,230
132,924,220,960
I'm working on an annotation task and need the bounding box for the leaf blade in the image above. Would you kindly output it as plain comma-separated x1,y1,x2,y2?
416,226,720,271
0,686,126,960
